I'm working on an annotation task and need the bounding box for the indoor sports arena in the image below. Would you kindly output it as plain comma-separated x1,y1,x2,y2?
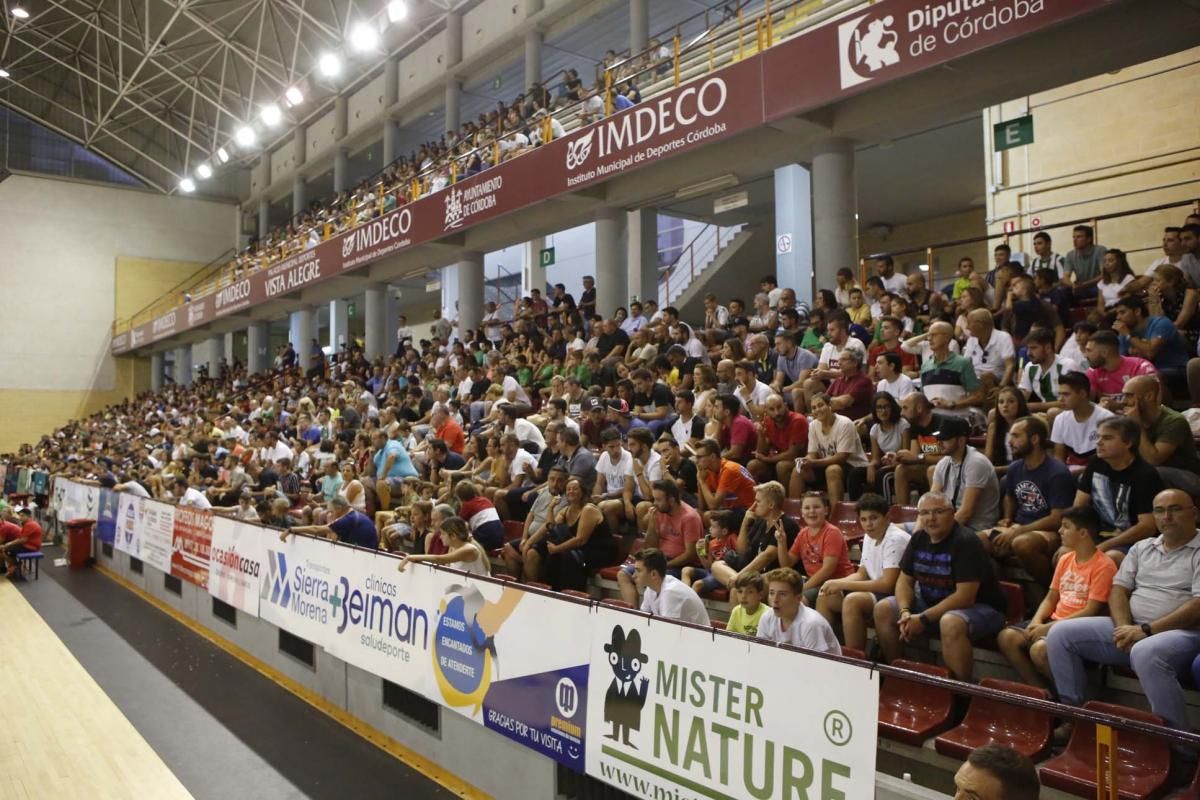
3,0,1200,798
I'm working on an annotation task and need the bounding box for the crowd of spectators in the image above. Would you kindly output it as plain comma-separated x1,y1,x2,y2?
12,210,1200,786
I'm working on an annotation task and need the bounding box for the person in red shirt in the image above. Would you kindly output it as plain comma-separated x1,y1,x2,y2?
2,508,42,578
433,407,466,454
776,493,854,606
826,349,874,422
695,438,757,528
748,394,808,486
617,480,703,605
1084,329,1156,412
713,394,757,465
868,317,918,378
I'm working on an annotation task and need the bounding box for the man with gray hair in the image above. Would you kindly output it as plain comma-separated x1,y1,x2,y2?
873,491,1008,681
283,494,378,550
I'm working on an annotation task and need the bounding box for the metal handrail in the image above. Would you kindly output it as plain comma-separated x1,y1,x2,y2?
114,246,237,332
660,223,744,305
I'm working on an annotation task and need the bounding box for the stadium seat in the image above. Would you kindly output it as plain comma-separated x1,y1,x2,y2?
782,498,804,519
887,506,918,526
708,588,729,602
710,619,726,630
492,573,515,582
1069,306,1091,325
502,520,524,542
934,678,1052,759
832,501,857,524
597,537,643,581
600,598,633,609
999,581,1025,625
877,660,955,746
841,646,867,661
1038,702,1170,799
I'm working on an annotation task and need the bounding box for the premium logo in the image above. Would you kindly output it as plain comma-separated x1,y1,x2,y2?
838,13,900,89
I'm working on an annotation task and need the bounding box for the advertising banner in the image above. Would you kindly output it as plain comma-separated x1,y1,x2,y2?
585,607,879,800
171,506,213,587
114,493,143,558
95,488,118,546
207,517,266,616
140,501,174,574
258,533,344,648
422,569,590,772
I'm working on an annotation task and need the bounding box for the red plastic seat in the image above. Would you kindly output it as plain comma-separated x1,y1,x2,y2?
887,506,918,525
1038,702,1170,800
1069,306,1091,325
562,589,592,600
710,619,727,630
934,679,1052,759
841,646,867,661
597,537,644,581
877,660,954,746
782,498,804,519
999,581,1025,626
832,501,858,524
492,573,516,582
597,565,622,580
600,598,633,609
709,588,729,602
502,520,525,542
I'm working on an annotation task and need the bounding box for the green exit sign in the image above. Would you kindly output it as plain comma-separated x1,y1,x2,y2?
539,247,555,268
347,302,356,318
993,115,1034,152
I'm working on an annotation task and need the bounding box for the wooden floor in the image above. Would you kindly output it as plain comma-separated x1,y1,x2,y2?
0,579,193,800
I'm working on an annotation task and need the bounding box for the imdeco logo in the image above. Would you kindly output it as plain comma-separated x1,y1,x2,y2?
566,130,595,170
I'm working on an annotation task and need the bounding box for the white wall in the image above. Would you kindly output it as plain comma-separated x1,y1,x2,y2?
0,174,237,392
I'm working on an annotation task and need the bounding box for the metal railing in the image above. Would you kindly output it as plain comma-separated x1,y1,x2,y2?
659,222,746,306
111,0,856,337
112,246,235,334
861,197,1200,292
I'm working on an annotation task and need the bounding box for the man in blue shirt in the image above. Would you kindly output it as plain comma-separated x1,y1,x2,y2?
282,495,378,549
1113,296,1188,388
983,416,1076,585
371,429,418,511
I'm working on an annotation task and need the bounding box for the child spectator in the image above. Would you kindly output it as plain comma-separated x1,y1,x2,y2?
683,510,739,598
775,491,855,606
997,505,1115,688
756,568,841,654
815,493,911,652
725,571,767,637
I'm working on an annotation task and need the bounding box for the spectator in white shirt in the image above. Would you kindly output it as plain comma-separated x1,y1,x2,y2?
876,352,917,401
757,567,841,654
499,365,531,406
635,548,711,626
173,477,212,510
963,308,1016,393
734,361,774,417
875,256,909,297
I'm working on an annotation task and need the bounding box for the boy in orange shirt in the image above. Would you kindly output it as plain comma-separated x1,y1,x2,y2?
775,492,854,606
997,504,1116,688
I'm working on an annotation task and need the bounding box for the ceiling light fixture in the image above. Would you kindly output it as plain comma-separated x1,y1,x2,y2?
216,147,230,164
195,163,213,180
11,5,29,19
387,1,407,23
318,52,341,77
284,86,304,106
178,177,196,193
349,22,378,52
0,68,9,79
260,103,282,126
234,125,256,147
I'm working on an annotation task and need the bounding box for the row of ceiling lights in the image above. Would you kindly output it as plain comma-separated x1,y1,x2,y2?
0,2,409,192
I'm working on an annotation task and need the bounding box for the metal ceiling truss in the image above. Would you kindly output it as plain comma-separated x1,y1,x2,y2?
0,0,470,194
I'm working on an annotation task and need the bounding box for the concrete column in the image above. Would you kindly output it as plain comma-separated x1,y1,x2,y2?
365,285,387,361
595,208,626,318
445,11,463,65
258,197,269,240
445,80,461,134
456,252,485,335
630,0,649,53
293,127,306,168
150,353,164,392
247,322,269,374
207,336,222,378
812,138,858,297
523,236,545,297
523,0,544,16
329,299,350,351
627,208,658,306
384,58,399,106
774,163,815,307
524,28,543,88
382,119,400,165
385,291,400,356
334,149,349,194
223,332,235,366
173,346,192,386
334,96,348,140
290,308,315,371
292,175,307,217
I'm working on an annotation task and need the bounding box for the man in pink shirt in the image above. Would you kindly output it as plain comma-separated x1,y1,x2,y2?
1084,329,1155,412
617,480,702,606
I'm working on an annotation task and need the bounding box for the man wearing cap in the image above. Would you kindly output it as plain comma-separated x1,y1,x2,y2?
580,397,614,449
2,507,43,578
930,417,1001,533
